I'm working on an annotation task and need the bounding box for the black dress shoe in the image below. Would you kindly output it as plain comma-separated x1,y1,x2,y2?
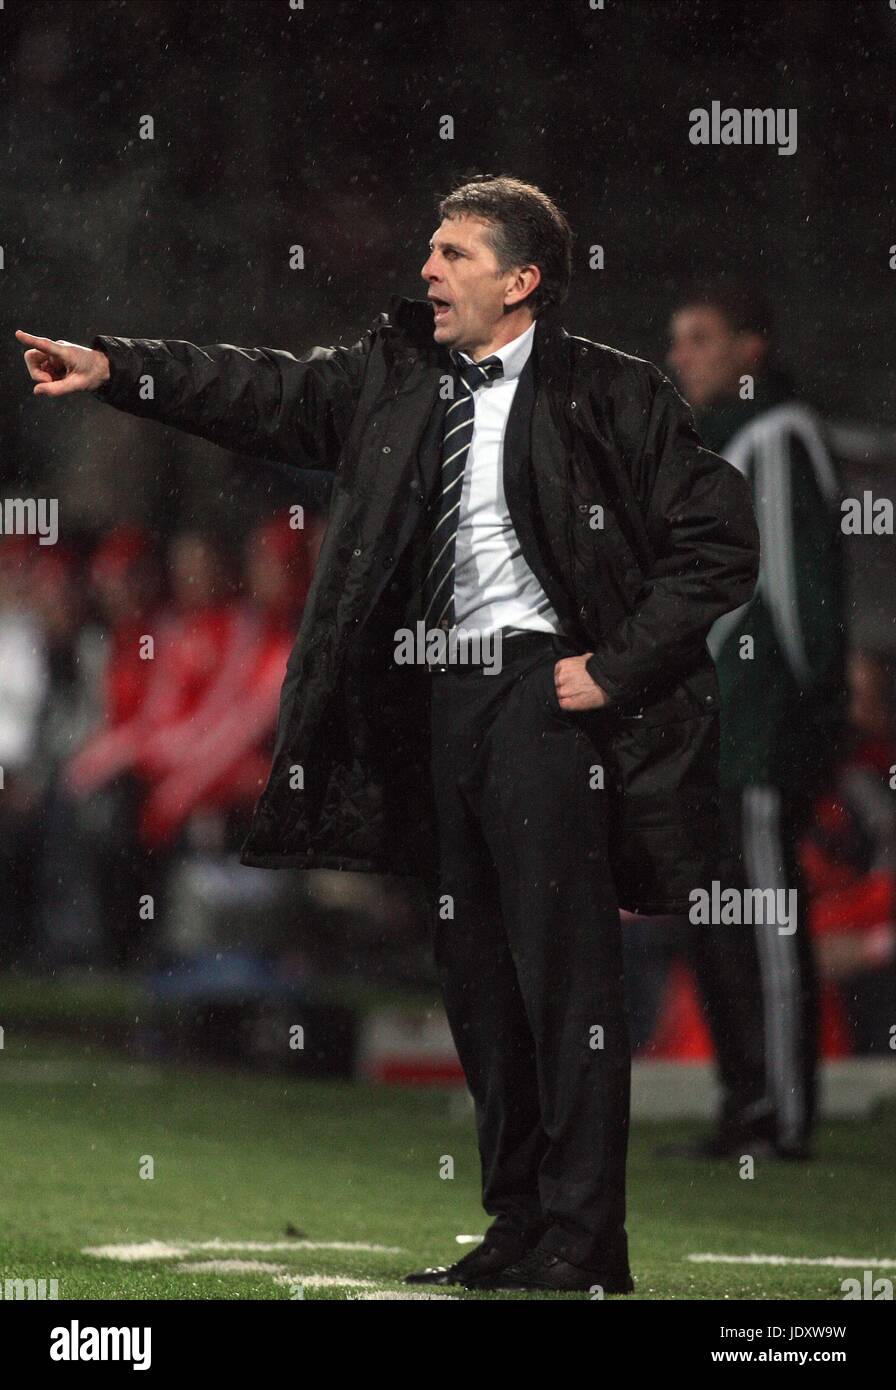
469,1247,634,1294
403,1238,531,1287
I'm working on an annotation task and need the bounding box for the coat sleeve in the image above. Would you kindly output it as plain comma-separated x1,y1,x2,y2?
89,313,388,469
584,364,761,704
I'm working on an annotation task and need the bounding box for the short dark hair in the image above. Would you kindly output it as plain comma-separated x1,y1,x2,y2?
437,174,573,318
672,274,774,340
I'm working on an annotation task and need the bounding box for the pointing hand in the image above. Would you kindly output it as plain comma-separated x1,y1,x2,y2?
16,329,110,396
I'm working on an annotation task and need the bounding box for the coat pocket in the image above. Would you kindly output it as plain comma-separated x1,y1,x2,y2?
610,658,721,727
606,707,722,914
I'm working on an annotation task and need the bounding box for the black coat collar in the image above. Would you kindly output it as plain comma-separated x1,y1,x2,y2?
385,295,571,397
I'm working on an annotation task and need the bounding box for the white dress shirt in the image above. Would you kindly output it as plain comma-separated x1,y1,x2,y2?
451,320,564,639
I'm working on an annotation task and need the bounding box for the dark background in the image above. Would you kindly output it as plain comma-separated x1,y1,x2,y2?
2,0,894,640
0,9,892,1292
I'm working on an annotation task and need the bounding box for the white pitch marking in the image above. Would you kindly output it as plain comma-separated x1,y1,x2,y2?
273,1274,376,1289
84,1241,192,1262
689,1253,896,1268
191,1238,404,1254
455,1234,485,1246
177,1260,291,1275
83,1238,403,1261
350,1290,458,1300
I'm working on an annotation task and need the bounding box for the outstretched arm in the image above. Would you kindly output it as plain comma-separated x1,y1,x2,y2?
17,315,385,470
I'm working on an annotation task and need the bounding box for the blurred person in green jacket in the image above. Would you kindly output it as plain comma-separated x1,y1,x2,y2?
627,277,847,1160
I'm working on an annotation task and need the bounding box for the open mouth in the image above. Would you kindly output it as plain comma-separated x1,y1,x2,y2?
430,297,452,319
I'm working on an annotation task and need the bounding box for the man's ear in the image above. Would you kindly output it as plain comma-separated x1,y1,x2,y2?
505,263,541,309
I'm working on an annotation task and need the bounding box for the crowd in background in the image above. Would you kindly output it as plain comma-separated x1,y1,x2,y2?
0,506,893,1055
0,509,323,971
798,649,896,1053
2,0,893,1073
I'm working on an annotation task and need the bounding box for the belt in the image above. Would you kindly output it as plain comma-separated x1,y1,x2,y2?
424,625,561,674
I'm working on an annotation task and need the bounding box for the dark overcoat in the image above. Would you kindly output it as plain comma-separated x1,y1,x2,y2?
93,295,760,912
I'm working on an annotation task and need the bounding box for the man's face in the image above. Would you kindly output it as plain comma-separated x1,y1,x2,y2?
421,214,524,353
666,305,766,409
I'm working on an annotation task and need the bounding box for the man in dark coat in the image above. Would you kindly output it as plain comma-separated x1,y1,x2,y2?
17,174,760,1294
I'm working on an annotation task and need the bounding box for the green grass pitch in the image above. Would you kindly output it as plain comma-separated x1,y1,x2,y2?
0,1037,892,1300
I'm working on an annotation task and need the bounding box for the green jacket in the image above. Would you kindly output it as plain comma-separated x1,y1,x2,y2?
698,372,847,793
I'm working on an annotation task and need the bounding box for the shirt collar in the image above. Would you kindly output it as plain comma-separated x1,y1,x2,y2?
455,319,535,383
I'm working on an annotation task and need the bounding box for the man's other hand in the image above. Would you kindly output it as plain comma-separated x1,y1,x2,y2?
554,653,610,712
16,330,110,396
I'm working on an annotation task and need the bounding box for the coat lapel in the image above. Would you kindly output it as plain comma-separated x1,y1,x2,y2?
503,352,577,632
384,296,579,635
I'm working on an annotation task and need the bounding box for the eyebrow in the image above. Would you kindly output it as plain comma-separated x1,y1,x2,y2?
428,238,467,254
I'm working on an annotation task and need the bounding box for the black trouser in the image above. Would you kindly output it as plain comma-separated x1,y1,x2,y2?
427,627,631,1271
624,785,819,1152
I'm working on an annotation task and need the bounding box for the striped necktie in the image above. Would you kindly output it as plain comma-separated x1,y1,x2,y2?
421,350,504,631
